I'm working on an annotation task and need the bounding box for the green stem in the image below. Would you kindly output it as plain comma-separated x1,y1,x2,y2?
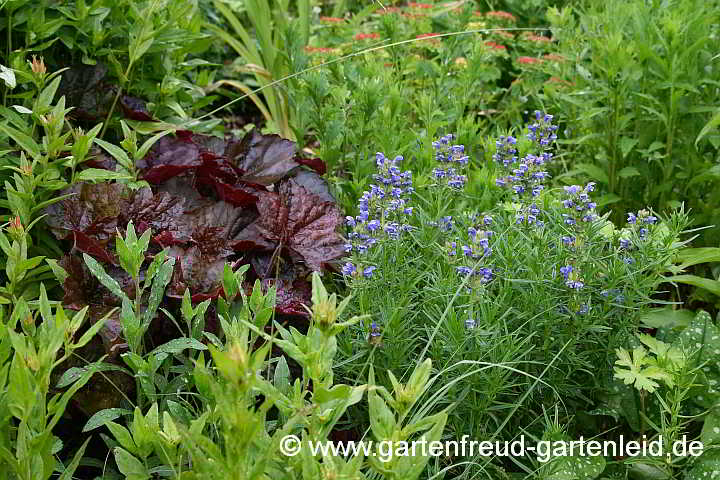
3,8,11,108
99,64,133,140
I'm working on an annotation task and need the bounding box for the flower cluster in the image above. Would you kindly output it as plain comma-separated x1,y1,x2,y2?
495,147,551,199
492,111,560,230
626,209,657,238
526,110,559,147
447,217,494,285
367,321,383,346
559,264,584,290
429,215,454,232
354,32,380,41
484,41,508,52
431,134,469,190
560,182,598,229
616,209,658,264
493,113,556,200
515,202,543,227
342,152,414,279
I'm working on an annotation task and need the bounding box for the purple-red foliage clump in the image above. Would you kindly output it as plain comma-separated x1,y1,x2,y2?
46,127,345,358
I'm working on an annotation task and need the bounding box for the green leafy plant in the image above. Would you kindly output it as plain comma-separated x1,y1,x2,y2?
0,223,107,479
541,0,720,242
207,0,312,140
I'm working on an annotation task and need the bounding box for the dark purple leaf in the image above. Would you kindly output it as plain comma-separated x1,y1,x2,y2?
72,230,118,265
120,189,188,243
45,183,133,242
226,128,300,185
59,254,99,311
232,177,346,271
58,64,114,122
138,135,203,184
295,156,327,175
89,306,128,357
265,277,312,317
119,95,153,121
290,169,336,203
84,146,118,171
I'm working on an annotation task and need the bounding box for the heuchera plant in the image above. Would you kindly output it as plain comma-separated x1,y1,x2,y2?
44,128,346,361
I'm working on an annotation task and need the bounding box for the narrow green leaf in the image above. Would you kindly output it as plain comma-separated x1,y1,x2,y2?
0,123,41,158
149,338,208,356
75,168,134,182
83,253,126,300
142,257,175,327
83,408,132,432
93,138,133,170
57,438,91,480
37,76,62,112
666,274,720,297
696,109,720,147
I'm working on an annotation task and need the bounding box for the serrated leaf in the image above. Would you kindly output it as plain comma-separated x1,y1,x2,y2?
618,166,641,178
573,163,609,184
619,137,639,158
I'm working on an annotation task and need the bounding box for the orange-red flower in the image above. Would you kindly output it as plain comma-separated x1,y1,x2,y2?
354,33,380,40
30,55,46,74
543,53,566,62
484,41,507,50
486,10,516,21
524,33,552,43
494,31,515,39
516,56,543,64
547,76,575,87
9,216,23,231
416,32,441,43
305,46,336,54
320,16,345,23
409,2,432,7
376,6,401,14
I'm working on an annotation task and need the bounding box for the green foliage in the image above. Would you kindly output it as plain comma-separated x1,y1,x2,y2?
1,0,216,132
207,0,312,140
0,226,105,479
540,0,720,243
